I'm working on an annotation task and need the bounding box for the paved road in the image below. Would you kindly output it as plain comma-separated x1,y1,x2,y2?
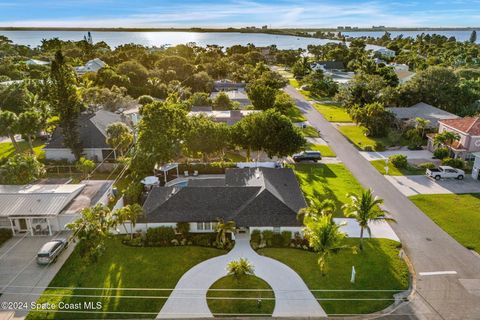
284,85,480,320
385,175,480,196
158,233,326,319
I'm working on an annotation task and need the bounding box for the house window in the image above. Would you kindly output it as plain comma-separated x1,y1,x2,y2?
197,222,214,231
197,222,204,231
273,227,281,233
204,222,212,231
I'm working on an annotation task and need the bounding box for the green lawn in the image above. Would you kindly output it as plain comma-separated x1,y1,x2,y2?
27,239,226,319
370,160,425,176
314,104,352,123
288,78,300,88
0,140,45,162
305,144,336,157
301,126,320,138
410,194,480,253
292,163,364,217
284,106,306,122
207,275,275,317
258,239,409,315
338,126,386,151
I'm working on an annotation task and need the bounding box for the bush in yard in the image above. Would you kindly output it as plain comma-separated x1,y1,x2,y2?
364,145,374,151
374,142,386,151
281,231,292,246
176,222,190,238
250,229,261,247
441,157,465,169
146,227,176,246
262,230,274,246
271,233,285,247
389,154,408,169
189,233,217,247
0,228,13,246
433,147,449,159
419,162,436,170
123,182,143,204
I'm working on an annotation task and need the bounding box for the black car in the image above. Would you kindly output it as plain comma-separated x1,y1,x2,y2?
292,151,322,162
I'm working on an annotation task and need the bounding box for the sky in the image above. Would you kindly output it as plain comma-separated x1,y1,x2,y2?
0,0,479,28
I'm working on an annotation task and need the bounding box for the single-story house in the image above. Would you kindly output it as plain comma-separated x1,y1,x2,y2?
75,58,106,76
141,167,307,234
395,69,416,84
472,152,480,180
387,102,459,128
210,90,251,107
373,47,396,58
188,109,260,125
213,79,246,92
45,109,124,162
0,180,112,236
427,117,480,160
311,61,345,72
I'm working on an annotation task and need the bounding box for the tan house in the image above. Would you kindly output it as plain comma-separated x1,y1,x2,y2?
427,117,480,160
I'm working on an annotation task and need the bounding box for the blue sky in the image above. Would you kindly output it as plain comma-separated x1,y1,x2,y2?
0,0,479,28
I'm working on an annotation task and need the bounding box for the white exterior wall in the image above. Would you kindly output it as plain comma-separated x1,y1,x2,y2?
249,226,302,237
45,148,108,162
473,156,480,180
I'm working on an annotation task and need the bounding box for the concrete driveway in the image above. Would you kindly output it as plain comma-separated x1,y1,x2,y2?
0,232,74,318
359,149,434,161
158,233,326,319
385,175,480,196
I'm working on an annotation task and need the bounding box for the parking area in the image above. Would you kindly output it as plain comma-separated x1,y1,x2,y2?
0,232,73,318
385,175,480,196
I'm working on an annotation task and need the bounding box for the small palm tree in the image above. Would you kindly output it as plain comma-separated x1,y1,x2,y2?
415,117,430,138
343,189,395,251
227,258,255,278
215,218,236,247
303,214,346,275
433,131,460,148
114,204,143,240
297,199,336,223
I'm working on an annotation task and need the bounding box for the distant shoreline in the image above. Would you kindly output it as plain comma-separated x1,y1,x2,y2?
0,27,478,33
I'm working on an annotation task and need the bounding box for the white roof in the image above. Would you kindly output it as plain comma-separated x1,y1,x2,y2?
0,184,85,217
75,58,106,74
210,90,249,101
25,59,50,65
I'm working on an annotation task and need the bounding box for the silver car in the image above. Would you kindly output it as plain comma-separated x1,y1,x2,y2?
37,239,67,265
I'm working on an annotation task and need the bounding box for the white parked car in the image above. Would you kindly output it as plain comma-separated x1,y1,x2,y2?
426,166,465,180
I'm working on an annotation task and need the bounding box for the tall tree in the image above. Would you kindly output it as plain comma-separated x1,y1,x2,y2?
17,111,44,153
343,189,395,251
106,122,133,157
247,84,278,110
114,204,143,240
184,115,229,161
470,30,477,44
349,103,395,137
47,51,84,159
0,110,20,152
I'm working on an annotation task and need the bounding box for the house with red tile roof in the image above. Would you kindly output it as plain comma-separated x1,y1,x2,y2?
427,117,480,160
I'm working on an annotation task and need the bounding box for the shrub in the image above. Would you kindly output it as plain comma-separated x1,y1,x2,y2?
441,157,465,169
123,182,143,204
0,228,13,245
433,147,449,159
389,154,408,169
138,95,154,105
262,230,274,246
250,230,261,242
374,142,386,151
189,233,217,247
418,162,436,170
364,145,374,151
176,222,190,237
281,231,292,246
146,227,176,246
271,233,284,247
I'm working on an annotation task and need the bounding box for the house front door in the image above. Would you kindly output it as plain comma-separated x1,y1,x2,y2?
18,219,28,232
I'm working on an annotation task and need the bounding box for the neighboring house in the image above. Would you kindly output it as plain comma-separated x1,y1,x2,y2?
388,63,409,72
311,61,345,72
387,102,459,128
75,58,106,76
310,61,353,85
25,59,50,66
45,109,124,162
472,152,480,180
141,167,307,234
373,47,396,58
0,180,112,236
427,117,480,160
213,79,246,92
210,90,251,107
394,69,416,84
122,105,142,127
189,109,260,126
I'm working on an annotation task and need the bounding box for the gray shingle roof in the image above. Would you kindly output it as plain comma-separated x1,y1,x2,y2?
143,168,306,226
45,110,123,149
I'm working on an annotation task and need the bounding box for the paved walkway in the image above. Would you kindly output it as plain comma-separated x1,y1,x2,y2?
359,149,434,161
157,234,326,319
385,175,480,196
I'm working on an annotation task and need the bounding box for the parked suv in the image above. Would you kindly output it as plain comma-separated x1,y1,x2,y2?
292,151,322,163
37,239,67,265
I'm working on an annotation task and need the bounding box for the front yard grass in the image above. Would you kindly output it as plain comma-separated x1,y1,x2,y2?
410,193,480,253
0,140,45,162
207,275,275,317
292,163,364,217
301,125,320,138
305,143,336,157
288,78,300,88
314,104,352,123
27,239,226,319
284,106,306,122
370,160,425,176
258,238,409,315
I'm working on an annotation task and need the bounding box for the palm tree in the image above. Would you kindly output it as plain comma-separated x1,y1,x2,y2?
215,218,236,247
433,131,460,148
227,258,255,278
303,214,346,275
415,117,430,138
114,204,143,240
343,189,395,251
297,199,336,223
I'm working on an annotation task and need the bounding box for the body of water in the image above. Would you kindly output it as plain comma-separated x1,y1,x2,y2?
0,30,382,50
343,30,479,43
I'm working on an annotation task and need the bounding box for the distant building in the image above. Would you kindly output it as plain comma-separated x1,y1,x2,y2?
389,63,410,72
45,109,125,162
394,69,416,84
373,47,396,58
75,58,106,76
387,102,459,128
25,59,50,66
213,79,246,92
310,61,353,85
311,61,345,72
210,90,251,107
188,108,260,126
